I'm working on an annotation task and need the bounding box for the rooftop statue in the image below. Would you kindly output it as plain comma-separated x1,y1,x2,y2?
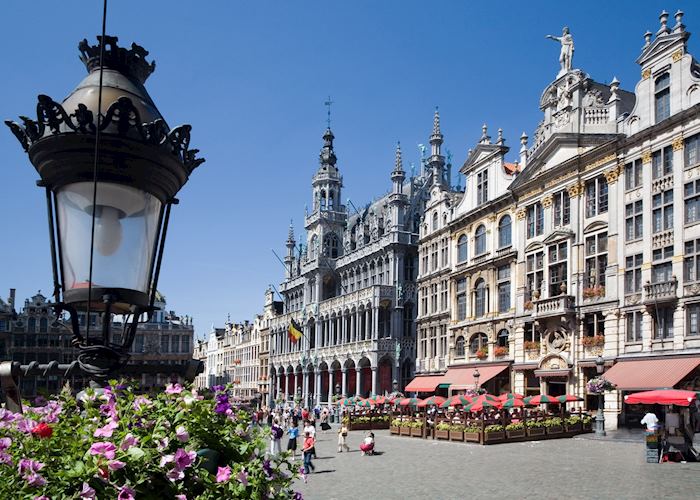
546,27,574,77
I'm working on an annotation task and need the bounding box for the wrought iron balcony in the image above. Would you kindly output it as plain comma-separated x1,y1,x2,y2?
532,295,575,319
644,278,678,304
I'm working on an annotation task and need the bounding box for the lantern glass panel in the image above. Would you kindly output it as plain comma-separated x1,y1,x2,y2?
56,182,161,295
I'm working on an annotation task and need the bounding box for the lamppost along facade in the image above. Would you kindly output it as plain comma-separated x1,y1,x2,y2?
595,355,606,437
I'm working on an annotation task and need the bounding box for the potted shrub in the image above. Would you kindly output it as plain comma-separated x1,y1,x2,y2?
435,422,450,440
544,417,564,436
410,420,424,438
390,418,402,435
505,422,526,439
564,416,583,434
476,347,488,360
448,423,464,441
483,424,506,443
494,346,509,358
526,419,546,437
463,425,481,442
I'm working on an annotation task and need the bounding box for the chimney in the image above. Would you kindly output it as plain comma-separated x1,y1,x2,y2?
9,288,16,311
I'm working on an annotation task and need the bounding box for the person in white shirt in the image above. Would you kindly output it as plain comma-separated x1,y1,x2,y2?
641,412,659,431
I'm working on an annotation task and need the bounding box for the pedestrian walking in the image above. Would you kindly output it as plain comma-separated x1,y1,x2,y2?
337,422,350,452
302,431,316,473
286,421,299,460
270,418,283,456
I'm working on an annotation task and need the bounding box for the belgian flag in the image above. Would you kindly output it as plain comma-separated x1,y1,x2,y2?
288,318,303,343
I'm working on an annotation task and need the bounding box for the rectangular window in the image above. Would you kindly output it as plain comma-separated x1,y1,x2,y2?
585,233,608,289
624,159,643,190
626,311,643,342
431,243,438,271
652,190,673,233
584,312,605,338
685,239,700,282
420,287,428,315
440,280,448,311
651,246,674,282
497,265,511,312
625,254,643,294
585,176,608,217
477,170,488,205
687,304,700,337
686,134,700,168
548,242,568,296
527,202,544,238
684,179,700,224
653,307,674,339
430,283,438,313
171,335,179,353
625,201,643,241
456,278,467,321
526,251,544,302
652,146,673,179
440,238,448,267
135,335,144,353
161,335,169,354
553,190,570,227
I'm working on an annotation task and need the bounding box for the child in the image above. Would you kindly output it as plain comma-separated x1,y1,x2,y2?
270,418,283,456
302,431,316,473
287,421,299,460
337,422,350,452
359,431,374,456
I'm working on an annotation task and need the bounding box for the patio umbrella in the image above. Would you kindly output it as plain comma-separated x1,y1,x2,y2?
464,394,502,412
440,395,472,408
399,397,423,407
624,389,697,407
556,394,584,404
497,393,524,402
501,398,525,408
524,394,560,405
356,399,373,408
417,396,447,407
374,395,388,405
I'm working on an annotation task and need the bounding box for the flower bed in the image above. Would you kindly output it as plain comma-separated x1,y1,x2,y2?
544,417,563,435
463,426,481,443
483,425,505,444
0,382,300,499
581,335,605,347
525,420,546,437
448,424,464,442
505,422,526,439
564,416,583,434
390,418,402,435
435,423,450,440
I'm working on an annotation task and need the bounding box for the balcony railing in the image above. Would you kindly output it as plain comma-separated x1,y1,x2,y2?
532,295,575,319
644,278,678,304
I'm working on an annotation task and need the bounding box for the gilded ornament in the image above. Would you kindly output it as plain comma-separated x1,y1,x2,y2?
584,153,616,172
566,182,584,198
641,150,652,164
672,49,683,62
642,68,652,80
603,167,620,184
516,208,526,220
672,135,684,152
541,195,554,208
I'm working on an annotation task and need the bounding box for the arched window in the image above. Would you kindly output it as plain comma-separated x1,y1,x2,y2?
455,336,465,357
474,225,486,255
457,235,468,262
320,190,327,210
432,212,438,231
323,233,339,258
469,332,488,354
498,215,512,248
655,73,670,123
328,190,335,210
474,278,487,317
497,329,509,347
28,317,36,333
310,234,318,259
39,317,48,333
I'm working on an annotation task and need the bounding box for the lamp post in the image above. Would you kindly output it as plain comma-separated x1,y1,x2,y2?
595,355,606,437
5,36,204,378
473,368,481,393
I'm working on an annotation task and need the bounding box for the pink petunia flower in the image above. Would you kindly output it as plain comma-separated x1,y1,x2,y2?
18,458,44,475
79,482,96,500
108,460,126,470
175,426,189,442
25,472,47,487
89,442,117,460
166,468,185,482
173,449,196,470
0,437,11,450
119,433,139,451
175,495,187,500
216,465,232,483
16,418,38,434
33,496,50,500
0,451,13,466
117,486,135,500
165,383,184,395
156,437,170,451
133,395,152,411
93,419,118,438
236,469,249,486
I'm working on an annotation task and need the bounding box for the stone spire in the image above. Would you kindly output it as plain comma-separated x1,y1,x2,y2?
318,127,337,171
519,132,529,168
286,220,295,248
428,108,445,186
496,128,504,146
285,220,296,279
392,141,405,193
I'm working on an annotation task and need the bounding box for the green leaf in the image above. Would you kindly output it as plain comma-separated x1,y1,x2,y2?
127,447,146,460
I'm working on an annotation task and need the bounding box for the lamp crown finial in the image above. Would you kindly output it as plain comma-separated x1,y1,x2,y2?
78,35,156,84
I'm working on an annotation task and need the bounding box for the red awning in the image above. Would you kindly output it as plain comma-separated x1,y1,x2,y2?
604,357,700,390
444,364,510,388
404,374,447,393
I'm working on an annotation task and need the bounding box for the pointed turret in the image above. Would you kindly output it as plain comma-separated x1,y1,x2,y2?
285,220,296,279
428,108,445,186
392,141,405,193
318,127,337,172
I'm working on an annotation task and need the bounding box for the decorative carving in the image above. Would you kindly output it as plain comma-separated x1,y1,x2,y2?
541,195,553,208
642,68,652,80
5,95,204,174
584,153,616,172
516,208,526,220
684,283,700,296
545,27,574,77
554,110,570,128
583,89,605,107
641,150,652,164
672,49,683,63
546,330,568,353
604,167,620,184
566,182,584,198
78,35,156,84
673,135,684,151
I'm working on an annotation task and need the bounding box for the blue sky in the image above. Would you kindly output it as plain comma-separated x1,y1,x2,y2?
2,1,698,339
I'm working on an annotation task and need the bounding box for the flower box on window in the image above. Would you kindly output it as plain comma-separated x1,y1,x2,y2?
475,348,488,360
494,346,509,357
582,286,605,299
581,335,605,347
524,340,540,351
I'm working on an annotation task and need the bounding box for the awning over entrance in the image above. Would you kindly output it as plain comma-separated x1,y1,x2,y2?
404,374,447,392
535,368,571,378
604,356,700,390
444,363,510,388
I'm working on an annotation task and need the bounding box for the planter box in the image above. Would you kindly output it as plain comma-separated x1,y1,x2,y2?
564,423,582,434
349,423,371,431
400,426,411,436
390,426,400,435
484,431,506,444
546,425,564,436
449,430,464,441
506,429,526,439
411,427,424,437
464,431,481,443
435,429,450,440
527,427,546,438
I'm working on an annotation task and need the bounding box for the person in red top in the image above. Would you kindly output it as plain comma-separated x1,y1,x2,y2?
302,431,316,473
301,408,309,421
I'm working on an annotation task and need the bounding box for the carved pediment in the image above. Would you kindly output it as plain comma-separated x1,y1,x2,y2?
583,220,608,234
524,241,544,253
542,229,574,244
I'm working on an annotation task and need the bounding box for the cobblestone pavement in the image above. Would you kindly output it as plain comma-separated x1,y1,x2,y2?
292,426,700,500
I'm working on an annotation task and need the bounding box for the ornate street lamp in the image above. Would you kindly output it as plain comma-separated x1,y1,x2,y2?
5,36,204,377
595,355,606,437
473,368,481,392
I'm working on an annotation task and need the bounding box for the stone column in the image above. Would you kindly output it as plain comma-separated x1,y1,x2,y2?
327,369,335,404
372,306,379,339
275,370,281,401
315,370,322,406
341,314,347,344
302,370,309,406
371,366,378,396
341,368,348,396
292,372,298,400
355,367,362,397
350,313,356,343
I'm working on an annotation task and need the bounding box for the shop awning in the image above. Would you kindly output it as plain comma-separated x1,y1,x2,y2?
535,368,572,378
604,356,700,390
444,363,510,388
404,374,447,393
